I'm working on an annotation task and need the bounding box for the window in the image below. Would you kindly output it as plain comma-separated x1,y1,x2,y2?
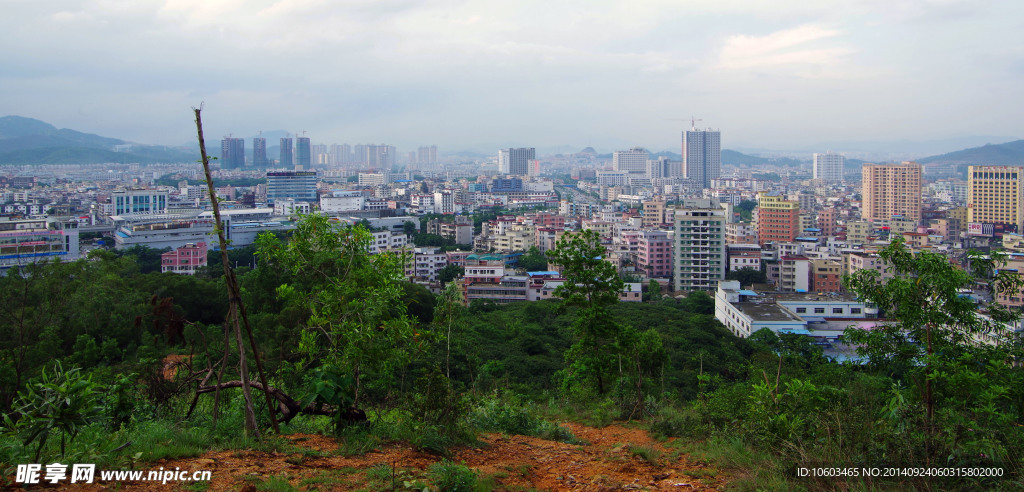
833,308,843,314
814,307,825,314
851,308,862,314
795,307,807,313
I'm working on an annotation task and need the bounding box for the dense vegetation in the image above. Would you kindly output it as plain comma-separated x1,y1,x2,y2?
1,224,1022,490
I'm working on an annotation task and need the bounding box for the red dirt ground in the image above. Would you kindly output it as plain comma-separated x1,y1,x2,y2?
62,423,728,491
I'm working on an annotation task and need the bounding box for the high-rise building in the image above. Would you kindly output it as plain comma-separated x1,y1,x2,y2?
682,129,721,189
253,138,268,168
813,152,845,183
498,147,535,176
331,144,351,165
646,156,672,180
266,171,317,203
279,138,293,168
755,191,800,245
362,144,396,169
861,162,922,222
613,147,649,174
967,165,1024,231
220,138,245,169
295,137,311,170
418,145,438,165
674,199,727,292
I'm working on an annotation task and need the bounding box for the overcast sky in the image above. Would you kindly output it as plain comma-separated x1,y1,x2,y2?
2,0,1022,154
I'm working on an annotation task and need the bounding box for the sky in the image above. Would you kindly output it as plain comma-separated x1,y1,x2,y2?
1,0,1022,155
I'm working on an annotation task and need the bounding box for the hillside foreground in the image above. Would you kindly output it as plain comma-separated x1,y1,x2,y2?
62,423,728,491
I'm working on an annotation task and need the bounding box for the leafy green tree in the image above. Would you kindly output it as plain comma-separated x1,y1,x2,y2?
546,229,629,395
844,237,1024,435
644,280,662,302
434,282,466,380
413,233,447,247
115,245,169,274
735,199,757,221
517,246,549,272
725,266,766,286
256,214,413,410
438,264,464,285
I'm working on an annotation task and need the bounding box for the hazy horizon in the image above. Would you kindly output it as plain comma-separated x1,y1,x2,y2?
2,1,1022,156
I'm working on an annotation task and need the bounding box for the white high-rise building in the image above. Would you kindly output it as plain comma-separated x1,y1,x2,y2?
813,152,845,183
498,147,535,176
683,129,721,189
674,199,727,292
613,147,649,175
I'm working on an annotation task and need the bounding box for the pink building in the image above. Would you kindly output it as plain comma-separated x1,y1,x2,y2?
161,242,208,275
636,230,673,279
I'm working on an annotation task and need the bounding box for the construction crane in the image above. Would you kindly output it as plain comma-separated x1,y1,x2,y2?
666,117,703,130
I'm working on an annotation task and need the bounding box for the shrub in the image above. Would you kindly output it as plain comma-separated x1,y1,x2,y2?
427,460,478,492
3,362,104,461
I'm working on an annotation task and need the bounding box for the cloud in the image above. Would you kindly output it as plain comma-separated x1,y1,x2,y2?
718,25,852,71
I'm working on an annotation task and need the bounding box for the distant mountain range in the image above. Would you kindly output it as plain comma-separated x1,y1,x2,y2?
0,115,195,165
3,114,1022,169
917,140,1024,166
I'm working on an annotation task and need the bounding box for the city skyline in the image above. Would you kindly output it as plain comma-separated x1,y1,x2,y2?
1,2,1022,154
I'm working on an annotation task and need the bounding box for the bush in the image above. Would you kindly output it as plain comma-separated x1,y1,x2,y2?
3,362,104,461
469,397,578,443
427,460,478,492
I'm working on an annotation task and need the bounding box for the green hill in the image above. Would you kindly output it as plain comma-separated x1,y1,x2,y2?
0,115,195,164
917,139,1024,165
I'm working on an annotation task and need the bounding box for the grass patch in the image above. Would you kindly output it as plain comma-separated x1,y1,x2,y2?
255,475,298,491
629,444,663,465
427,460,482,492
334,425,381,456
673,435,788,491
299,469,355,490
469,398,580,444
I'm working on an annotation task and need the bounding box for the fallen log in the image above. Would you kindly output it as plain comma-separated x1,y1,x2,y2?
196,380,365,424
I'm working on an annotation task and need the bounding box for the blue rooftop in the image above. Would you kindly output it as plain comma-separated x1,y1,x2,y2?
778,328,812,335
527,271,560,277
738,290,759,296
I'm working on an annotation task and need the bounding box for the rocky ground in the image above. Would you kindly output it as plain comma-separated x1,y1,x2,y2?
66,422,729,491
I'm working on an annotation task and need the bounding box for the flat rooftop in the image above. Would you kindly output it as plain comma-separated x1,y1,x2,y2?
772,291,860,302
736,302,803,322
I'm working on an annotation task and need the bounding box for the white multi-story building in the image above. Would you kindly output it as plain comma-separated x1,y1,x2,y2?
410,247,448,281
320,191,365,213
433,190,455,215
715,280,873,338
498,148,535,176
112,189,168,216
612,147,649,174
813,152,845,183
0,219,80,272
368,231,409,254
674,199,727,292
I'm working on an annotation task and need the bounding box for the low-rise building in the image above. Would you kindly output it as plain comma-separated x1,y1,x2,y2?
161,242,208,275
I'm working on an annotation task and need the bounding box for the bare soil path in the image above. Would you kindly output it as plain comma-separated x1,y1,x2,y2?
64,423,728,491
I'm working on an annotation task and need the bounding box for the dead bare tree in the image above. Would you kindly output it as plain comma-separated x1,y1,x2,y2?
193,106,280,436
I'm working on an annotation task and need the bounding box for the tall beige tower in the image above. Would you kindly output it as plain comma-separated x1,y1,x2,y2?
861,162,922,222
967,166,1024,231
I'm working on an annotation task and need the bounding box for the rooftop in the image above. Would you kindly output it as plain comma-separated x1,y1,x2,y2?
736,302,803,322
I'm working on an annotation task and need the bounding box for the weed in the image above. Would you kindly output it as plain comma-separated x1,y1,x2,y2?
300,469,353,490
335,425,380,456
469,398,579,444
427,460,479,492
629,444,663,465
255,475,297,491
367,463,392,483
